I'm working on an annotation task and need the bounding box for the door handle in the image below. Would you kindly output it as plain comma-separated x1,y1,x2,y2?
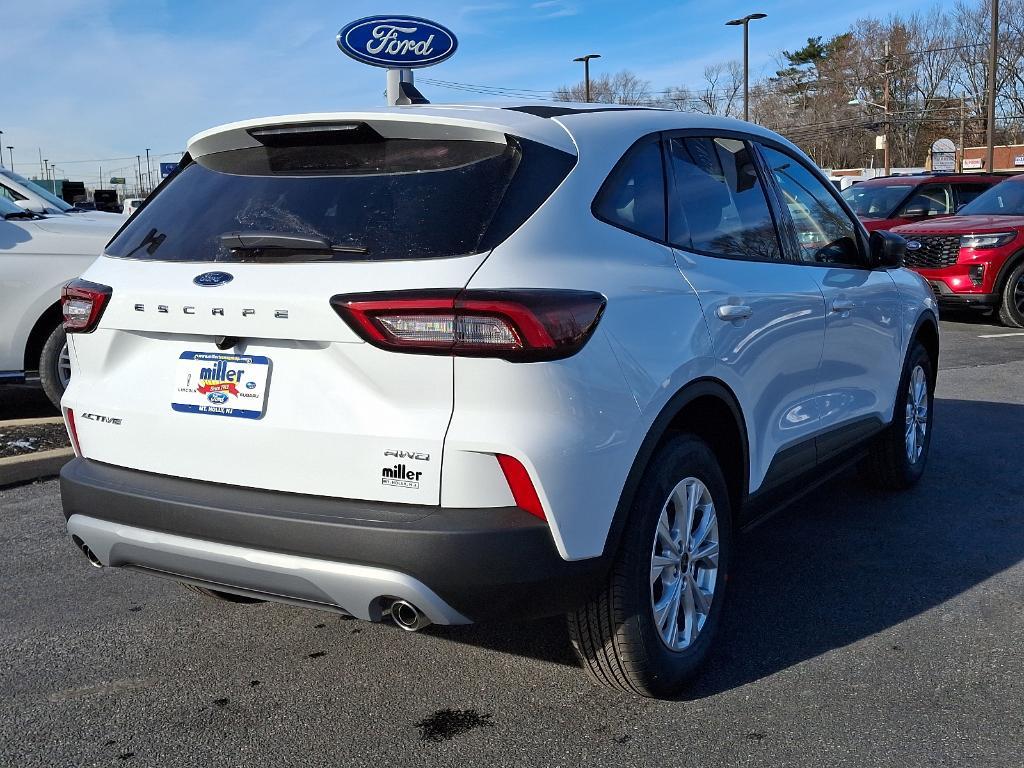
716,304,753,321
831,298,856,313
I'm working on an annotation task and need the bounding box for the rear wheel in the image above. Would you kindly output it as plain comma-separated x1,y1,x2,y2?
859,341,934,490
39,324,70,410
180,583,265,604
997,260,1024,328
568,434,732,698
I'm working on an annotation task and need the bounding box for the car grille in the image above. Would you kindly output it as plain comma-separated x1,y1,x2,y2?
902,235,961,269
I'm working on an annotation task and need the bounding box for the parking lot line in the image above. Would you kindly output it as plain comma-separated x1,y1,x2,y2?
977,332,1024,339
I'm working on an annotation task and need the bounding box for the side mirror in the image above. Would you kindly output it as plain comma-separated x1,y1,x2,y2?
902,206,928,218
869,230,905,269
14,199,46,215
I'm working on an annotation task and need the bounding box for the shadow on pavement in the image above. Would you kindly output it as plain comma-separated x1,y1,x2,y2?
0,384,59,421
429,397,1024,694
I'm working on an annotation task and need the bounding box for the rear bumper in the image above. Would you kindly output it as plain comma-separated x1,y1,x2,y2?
60,458,606,623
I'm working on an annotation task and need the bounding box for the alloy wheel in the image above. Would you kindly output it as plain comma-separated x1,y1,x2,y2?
904,364,929,463
57,342,72,390
650,477,720,651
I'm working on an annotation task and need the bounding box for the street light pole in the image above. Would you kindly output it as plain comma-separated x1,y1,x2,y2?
145,148,151,193
572,53,601,102
726,12,767,122
986,0,999,172
5,147,13,171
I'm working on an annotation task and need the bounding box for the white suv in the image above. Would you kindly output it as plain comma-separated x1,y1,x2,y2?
59,105,938,697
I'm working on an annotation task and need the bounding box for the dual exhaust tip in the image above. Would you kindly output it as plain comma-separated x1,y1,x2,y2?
389,599,431,632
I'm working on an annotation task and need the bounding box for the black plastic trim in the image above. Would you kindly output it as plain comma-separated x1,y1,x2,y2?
60,459,607,622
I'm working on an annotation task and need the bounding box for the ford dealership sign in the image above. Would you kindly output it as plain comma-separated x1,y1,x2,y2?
336,15,458,69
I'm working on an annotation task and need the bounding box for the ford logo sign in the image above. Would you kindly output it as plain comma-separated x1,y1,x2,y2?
207,391,229,405
905,241,922,251
193,271,234,287
336,15,458,69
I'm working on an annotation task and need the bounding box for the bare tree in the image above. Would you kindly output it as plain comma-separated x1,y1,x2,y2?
554,70,652,105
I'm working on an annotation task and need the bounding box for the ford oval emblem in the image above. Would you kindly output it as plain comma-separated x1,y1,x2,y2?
336,15,458,69
193,271,234,287
905,241,922,251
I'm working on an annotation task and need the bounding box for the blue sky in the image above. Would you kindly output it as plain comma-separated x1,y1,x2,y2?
3,0,958,185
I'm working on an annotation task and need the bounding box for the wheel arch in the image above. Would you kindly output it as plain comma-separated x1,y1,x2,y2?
23,300,63,375
601,378,750,559
912,310,940,378
994,248,1024,297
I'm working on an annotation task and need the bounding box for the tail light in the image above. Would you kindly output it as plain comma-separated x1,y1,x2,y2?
62,279,112,333
330,289,606,362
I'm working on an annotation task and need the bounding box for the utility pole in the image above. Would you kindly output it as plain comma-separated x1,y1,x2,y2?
883,41,891,176
985,0,999,172
5,147,12,171
38,149,43,179
958,96,966,172
572,54,601,102
43,159,49,186
145,148,151,193
136,155,142,197
726,12,767,122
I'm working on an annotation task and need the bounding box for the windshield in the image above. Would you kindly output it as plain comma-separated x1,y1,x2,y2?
0,196,26,216
958,179,1024,216
0,169,73,212
840,183,913,219
106,132,575,262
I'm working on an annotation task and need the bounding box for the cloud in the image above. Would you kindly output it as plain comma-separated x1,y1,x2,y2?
530,1,578,19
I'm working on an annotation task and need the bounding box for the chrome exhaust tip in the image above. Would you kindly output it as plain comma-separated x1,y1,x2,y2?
71,535,103,568
390,599,431,632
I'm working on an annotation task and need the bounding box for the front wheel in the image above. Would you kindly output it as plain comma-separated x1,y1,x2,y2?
997,260,1024,328
568,434,732,698
859,341,935,490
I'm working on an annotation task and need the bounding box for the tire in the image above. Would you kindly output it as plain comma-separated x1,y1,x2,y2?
568,433,732,698
39,324,70,410
859,341,934,490
180,583,265,604
997,260,1024,328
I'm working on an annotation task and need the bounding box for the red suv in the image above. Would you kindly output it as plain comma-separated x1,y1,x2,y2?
840,173,1003,232
891,175,1024,327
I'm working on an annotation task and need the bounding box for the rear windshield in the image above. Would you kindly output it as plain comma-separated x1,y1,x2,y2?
105,131,574,262
958,178,1024,216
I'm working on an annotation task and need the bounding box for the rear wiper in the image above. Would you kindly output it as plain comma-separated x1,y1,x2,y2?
219,231,368,258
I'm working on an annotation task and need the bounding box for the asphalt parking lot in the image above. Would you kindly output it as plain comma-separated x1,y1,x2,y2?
2,312,1022,768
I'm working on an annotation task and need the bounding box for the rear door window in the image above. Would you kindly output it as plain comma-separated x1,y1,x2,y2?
954,183,993,208
667,136,782,261
593,138,666,241
105,131,574,262
899,184,953,217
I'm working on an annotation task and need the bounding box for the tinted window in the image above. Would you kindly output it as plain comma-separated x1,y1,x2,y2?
899,184,952,217
959,178,1024,215
954,183,994,207
668,137,781,261
841,183,914,218
106,135,573,262
593,140,666,240
760,145,861,266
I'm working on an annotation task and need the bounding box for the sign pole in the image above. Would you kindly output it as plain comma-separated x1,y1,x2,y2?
386,68,414,106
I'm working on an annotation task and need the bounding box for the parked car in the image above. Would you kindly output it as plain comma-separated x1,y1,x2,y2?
121,198,145,217
892,173,1024,326
0,168,122,222
59,105,938,698
840,172,1004,232
0,196,115,406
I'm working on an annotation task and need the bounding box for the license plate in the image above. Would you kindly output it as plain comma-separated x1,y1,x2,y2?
172,351,270,420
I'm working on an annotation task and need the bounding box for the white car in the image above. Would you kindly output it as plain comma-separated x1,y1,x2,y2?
121,198,146,217
0,168,122,223
59,105,938,697
0,197,115,406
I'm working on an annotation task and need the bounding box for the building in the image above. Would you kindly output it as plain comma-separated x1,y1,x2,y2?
960,144,1024,173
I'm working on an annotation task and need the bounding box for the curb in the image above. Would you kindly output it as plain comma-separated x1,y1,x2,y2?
0,447,74,488
0,416,65,428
